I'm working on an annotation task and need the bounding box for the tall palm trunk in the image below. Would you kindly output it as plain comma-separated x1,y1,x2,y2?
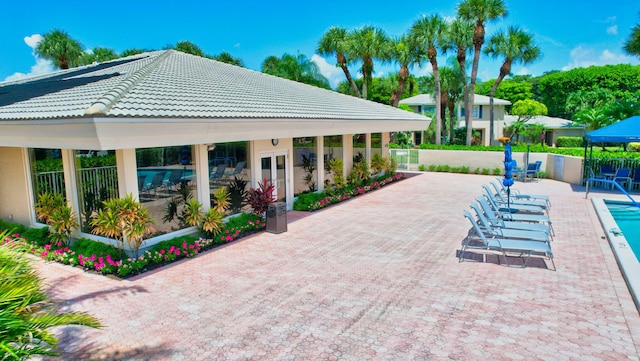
391,66,409,107
448,98,456,142
489,60,511,145
456,48,470,145
337,53,361,98
440,90,448,142
361,58,374,99
429,47,442,145
466,22,485,146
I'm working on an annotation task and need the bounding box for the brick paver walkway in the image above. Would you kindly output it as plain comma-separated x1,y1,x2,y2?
36,172,640,360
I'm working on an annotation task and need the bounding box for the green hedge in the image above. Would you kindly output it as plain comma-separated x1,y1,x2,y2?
556,136,584,148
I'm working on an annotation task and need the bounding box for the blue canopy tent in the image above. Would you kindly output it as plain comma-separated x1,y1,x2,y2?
585,115,640,143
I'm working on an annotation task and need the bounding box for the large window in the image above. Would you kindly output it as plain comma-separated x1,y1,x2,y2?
30,148,65,223
208,142,249,215
136,146,196,235
293,137,317,195
372,133,382,157
75,150,118,232
324,135,343,185
353,134,366,163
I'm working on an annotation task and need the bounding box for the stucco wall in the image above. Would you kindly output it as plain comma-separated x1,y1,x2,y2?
0,147,33,225
415,149,583,184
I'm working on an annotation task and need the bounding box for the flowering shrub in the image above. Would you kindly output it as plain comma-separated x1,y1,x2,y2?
0,212,267,278
293,173,403,211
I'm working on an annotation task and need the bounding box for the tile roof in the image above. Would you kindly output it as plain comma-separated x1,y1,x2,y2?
0,50,429,122
504,114,583,129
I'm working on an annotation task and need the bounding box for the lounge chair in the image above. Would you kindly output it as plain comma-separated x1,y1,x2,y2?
475,196,554,237
632,167,640,191
210,164,226,185
482,185,547,215
611,168,632,191
493,177,551,208
167,169,184,191
224,161,246,178
488,182,549,210
461,210,556,270
146,171,167,197
469,203,551,243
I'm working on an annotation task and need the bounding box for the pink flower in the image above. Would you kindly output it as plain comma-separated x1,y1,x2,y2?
160,249,165,254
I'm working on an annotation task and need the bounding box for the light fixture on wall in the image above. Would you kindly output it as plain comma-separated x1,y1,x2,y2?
271,139,279,146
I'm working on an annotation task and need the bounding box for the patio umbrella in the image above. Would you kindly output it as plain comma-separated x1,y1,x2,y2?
503,142,515,210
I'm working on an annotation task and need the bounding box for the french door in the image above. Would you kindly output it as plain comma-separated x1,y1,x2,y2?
260,151,288,204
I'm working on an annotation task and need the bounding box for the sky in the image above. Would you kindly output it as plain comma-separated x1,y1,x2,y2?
1,0,639,88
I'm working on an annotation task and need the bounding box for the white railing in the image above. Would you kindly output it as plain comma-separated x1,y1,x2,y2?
390,149,419,170
35,166,118,199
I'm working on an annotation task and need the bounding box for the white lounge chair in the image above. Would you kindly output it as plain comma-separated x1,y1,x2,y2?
492,178,551,208
475,196,554,237
469,203,551,243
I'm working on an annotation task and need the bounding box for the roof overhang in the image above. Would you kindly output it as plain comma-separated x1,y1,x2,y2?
0,116,430,149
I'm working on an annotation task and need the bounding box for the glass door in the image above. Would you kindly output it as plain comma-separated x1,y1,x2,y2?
260,151,288,203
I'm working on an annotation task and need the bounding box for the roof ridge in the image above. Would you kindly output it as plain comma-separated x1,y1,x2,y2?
85,50,172,116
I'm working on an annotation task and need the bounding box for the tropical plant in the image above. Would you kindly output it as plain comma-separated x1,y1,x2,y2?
212,187,231,214
34,192,66,224
0,232,102,360
90,194,154,258
388,35,422,107
201,208,225,237
483,26,541,144
317,26,361,97
246,179,275,215
228,176,249,213
80,47,118,65
181,197,203,227
443,18,474,143
35,29,84,69
345,26,391,99
300,154,317,192
457,0,508,145
370,152,388,175
439,62,466,142
506,99,548,140
411,14,448,145
47,204,79,247
261,53,330,89
348,160,371,187
120,48,146,57
328,158,346,188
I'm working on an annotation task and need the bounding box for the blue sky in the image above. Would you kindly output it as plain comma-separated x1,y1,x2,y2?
1,0,639,88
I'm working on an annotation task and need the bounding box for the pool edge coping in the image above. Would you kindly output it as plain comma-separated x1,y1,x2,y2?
592,197,640,314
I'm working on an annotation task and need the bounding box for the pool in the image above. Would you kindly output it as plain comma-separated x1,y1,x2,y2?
592,198,640,311
137,167,194,188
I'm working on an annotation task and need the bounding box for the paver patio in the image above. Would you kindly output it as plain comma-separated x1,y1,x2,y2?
36,172,640,360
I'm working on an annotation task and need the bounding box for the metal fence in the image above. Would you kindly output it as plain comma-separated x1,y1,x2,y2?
583,157,640,181
35,166,118,200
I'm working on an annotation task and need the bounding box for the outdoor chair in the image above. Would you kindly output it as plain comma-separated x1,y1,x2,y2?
146,171,167,197
611,168,632,191
487,183,548,211
469,203,551,244
476,196,554,237
138,174,147,195
209,164,226,185
224,161,246,178
460,210,556,270
598,164,615,178
493,177,551,208
482,185,548,215
167,169,184,191
632,167,640,191
516,162,540,182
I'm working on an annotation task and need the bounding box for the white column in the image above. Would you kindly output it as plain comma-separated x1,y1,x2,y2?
382,132,390,158
194,144,210,211
317,136,325,192
116,149,139,200
343,134,353,179
365,133,372,164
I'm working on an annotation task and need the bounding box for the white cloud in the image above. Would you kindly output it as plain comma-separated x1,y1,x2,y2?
516,67,530,76
562,45,638,71
4,34,55,82
311,54,346,88
606,25,618,35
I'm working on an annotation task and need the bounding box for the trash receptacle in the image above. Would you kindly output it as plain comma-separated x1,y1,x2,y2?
266,202,287,234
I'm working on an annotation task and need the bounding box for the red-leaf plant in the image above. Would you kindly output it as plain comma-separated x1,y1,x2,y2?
247,178,275,215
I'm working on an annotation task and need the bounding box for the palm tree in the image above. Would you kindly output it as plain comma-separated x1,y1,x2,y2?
439,62,466,142
457,0,508,145
443,18,474,143
411,14,448,145
174,40,205,57
261,53,330,89
484,26,541,144
624,13,640,57
35,29,83,70
346,26,391,99
317,27,361,97
388,35,422,107
213,51,245,67
80,47,119,65
0,231,102,360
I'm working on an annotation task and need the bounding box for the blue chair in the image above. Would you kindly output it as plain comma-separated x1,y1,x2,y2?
209,164,226,185
632,167,640,191
612,168,632,191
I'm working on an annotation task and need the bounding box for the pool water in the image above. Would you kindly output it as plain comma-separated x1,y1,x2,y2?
606,201,640,262
137,168,194,188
